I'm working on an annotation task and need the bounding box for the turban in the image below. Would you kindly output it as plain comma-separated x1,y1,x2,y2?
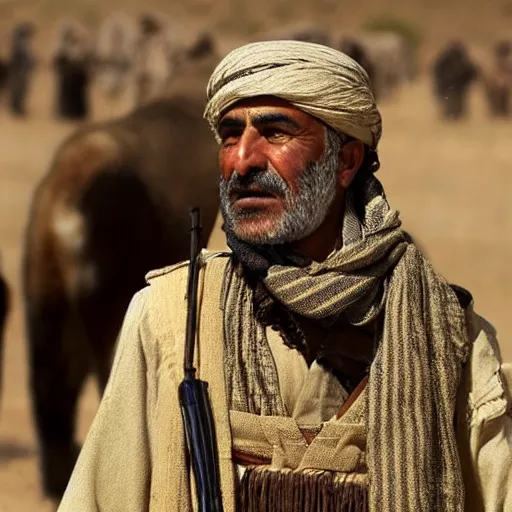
204,40,382,149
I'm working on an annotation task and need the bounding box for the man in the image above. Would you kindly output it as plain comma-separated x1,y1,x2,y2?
484,40,512,117
0,256,8,397
58,41,512,511
432,40,479,120
132,13,172,106
7,21,36,117
53,22,92,120
94,13,135,99
0,56,8,103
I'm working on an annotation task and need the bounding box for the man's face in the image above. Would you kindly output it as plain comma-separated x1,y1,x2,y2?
218,97,342,245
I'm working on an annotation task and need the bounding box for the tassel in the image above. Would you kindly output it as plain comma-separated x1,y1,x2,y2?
240,466,368,512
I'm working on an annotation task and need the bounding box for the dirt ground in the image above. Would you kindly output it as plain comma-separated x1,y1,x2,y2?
0,66,511,511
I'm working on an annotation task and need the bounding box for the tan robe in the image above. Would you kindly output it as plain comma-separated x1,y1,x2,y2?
58,252,512,511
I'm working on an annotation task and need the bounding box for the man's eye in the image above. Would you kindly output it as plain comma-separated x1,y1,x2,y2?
263,128,286,141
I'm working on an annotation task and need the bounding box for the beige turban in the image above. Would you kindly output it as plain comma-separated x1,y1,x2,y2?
204,40,382,149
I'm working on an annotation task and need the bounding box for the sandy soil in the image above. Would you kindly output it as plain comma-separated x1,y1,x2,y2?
0,67,511,511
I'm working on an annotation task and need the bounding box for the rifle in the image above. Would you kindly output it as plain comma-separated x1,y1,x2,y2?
178,208,224,512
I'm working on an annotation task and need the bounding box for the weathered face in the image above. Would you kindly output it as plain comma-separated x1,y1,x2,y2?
218,97,343,245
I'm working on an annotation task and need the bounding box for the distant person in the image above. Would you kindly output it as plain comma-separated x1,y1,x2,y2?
484,40,512,117
183,32,215,61
53,23,92,120
94,13,135,99
133,13,171,106
432,41,478,120
7,22,36,117
0,57,8,104
0,254,8,373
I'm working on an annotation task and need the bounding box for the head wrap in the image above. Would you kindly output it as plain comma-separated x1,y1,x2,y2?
204,40,382,149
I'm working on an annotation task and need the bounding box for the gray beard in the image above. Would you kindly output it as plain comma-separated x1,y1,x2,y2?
219,130,342,245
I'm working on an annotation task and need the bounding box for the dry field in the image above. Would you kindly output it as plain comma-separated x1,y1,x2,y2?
0,64,511,511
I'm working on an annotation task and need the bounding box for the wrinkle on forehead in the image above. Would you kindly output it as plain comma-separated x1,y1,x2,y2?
220,97,324,133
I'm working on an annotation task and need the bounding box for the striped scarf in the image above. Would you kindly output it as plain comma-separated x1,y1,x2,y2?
222,173,471,511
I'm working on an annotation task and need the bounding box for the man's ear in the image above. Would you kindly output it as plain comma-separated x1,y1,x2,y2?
338,141,365,189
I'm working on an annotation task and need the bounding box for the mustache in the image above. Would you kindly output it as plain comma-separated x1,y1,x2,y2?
221,168,289,199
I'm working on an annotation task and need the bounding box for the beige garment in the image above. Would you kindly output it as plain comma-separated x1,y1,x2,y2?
230,374,367,475
58,252,512,512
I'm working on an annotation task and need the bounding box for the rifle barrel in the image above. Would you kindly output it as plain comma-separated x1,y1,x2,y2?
179,207,224,512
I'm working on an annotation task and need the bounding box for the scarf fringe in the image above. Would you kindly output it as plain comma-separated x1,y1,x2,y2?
240,466,368,512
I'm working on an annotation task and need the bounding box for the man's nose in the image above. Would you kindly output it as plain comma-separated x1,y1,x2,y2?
234,129,267,176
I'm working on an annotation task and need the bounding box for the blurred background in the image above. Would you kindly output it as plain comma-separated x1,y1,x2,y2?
0,0,511,510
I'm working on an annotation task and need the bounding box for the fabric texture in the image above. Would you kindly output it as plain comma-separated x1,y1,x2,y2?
56,253,512,511
239,467,368,512
222,171,471,511
222,265,287,416
203,40,382,149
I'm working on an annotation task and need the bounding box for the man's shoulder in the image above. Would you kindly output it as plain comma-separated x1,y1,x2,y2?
128,251,233,348
144,250,232,286
461,305,512,423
